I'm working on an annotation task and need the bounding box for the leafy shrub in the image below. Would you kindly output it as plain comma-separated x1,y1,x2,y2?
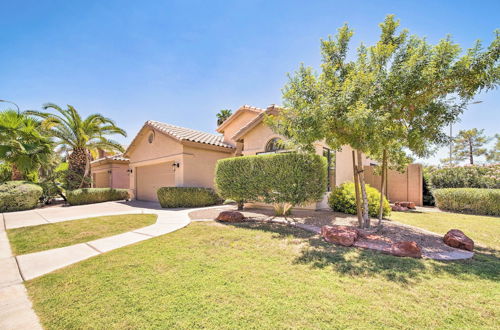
422,167,435,206
429,164,500,189
215,153,327,215
66,188,129,206
433,188,500,216
157,187,221,208
328,182,391,217
0,163,12,182
0,181,43,212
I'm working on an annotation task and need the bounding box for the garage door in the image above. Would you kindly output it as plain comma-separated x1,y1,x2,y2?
94,172,109,188
136,162,175,201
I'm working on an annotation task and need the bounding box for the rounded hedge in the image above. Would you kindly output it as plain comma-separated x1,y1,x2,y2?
0,181,43,212
157,187,221,208
215,153,327,211
328,182,391,217
429,164,500,189
433,188,500,216
66,188,129,206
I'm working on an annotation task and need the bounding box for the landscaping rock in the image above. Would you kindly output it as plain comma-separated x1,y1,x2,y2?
321,225,359,247
443,229,474,251
216,211,245,222
395,201,416,209
391,205,408,212
390,241,422,258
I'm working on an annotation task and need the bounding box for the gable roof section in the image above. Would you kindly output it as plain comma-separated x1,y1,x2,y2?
124,120,234,157
231,104,282,141
91,154,129,166
216,105,264,133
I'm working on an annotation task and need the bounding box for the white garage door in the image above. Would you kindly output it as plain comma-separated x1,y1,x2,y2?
136,162,175,201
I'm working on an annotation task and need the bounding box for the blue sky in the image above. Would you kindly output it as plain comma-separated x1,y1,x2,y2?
1,0,498,164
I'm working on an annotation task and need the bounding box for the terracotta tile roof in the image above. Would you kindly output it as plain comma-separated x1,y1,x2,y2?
231,104,282,141
147,120,234,149
216,105,265,133
91,154,129,164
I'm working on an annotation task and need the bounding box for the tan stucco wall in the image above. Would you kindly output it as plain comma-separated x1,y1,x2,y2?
240,122,281,155
334,145,372,187
182,145,231,188
221,110,260,145
364,163,423,206
91,162,130,189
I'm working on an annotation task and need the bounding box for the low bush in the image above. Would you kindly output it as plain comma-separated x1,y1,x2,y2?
215,153,327,215
433,188,500,216
66,188,129,206
429,164,500,189
328,182,391,217
0,181,43,212
157,187,221,208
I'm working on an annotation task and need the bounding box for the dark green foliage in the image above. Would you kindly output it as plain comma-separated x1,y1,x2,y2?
66,188,129,206
0,163,11,182
0,181,43,212
157,187,221,208
215,153,327,211
429,164,499,189
328,182,391,217
433,188,500,216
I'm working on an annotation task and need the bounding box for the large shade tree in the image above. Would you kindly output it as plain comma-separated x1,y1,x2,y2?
269,15,500,228
0,110,53,180
27,104,127,190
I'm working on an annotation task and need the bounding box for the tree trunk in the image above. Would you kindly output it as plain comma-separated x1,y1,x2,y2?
357,150,370,229
11,164,23,180
352,150,363,228
237,201,244,210
469,138,474,164
67,147,90,190
377,149,387,227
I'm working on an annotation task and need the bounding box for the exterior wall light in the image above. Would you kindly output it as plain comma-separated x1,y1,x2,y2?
172,162,180,168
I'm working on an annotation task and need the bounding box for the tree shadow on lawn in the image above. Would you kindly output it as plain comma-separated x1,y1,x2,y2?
222,221,500,286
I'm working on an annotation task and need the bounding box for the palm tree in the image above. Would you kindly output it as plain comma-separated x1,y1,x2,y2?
216,109,232,126
0,110,53,180
26,104,127,189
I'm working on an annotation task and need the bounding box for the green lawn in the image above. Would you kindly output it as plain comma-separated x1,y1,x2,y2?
26,217,499,329
389,211,500,251
8,214,157,255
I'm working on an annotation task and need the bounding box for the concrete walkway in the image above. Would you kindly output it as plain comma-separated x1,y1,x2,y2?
1,201,218,330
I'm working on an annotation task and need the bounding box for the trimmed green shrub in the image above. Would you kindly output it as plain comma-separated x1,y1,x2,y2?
429,164,500,189
157,187,221,208
0,163,12,182
66,188,129,206
433,188,500,216
328,182,391,217
215,153,327,214
0,181,43,212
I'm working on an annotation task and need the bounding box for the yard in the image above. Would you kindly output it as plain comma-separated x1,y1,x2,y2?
25,210,499,329
8,214,157,255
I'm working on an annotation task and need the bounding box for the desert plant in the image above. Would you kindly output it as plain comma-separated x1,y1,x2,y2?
66,188,129,205
433,188,500,216
215,153,327,215
0,181,43,212
157,187,221,208
328,182,391,217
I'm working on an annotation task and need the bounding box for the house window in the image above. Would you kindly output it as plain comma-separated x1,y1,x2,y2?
323,147,336,192
265,138,284,153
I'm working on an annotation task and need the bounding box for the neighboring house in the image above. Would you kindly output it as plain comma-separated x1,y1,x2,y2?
90,154,130,189
91,104,422,207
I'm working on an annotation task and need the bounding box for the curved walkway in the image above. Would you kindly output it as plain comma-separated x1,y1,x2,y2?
0,201,226,330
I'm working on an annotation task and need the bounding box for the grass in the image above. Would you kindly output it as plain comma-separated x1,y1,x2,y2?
7,214,157,255
389,211,500,250
26,217,499,329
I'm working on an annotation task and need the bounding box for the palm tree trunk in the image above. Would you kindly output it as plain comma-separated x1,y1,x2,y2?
11,164,23,180
67,147,89,190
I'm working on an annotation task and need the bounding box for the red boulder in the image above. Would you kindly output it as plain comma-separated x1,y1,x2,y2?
390,241,422,258
443,229,474,251
396,201,416,209
216,211,245,222
321,225,359,247
391,205,408,212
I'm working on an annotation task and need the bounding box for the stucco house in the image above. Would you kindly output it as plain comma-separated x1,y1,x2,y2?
91,104,421,207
